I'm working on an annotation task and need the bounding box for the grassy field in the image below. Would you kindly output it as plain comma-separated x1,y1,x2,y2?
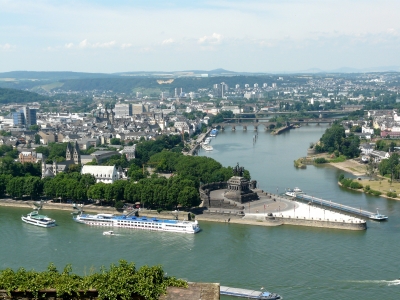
358,177,400,197
36,82,64,92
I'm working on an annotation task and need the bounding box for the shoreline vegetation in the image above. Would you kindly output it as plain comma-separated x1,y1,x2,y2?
295,154,400,200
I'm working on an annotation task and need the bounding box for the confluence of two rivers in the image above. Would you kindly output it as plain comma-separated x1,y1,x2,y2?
0,125,399,299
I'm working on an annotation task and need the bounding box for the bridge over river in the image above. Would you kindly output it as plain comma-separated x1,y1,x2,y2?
215,118,338,131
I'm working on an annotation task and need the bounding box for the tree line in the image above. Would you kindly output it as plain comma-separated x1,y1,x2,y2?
314,122,361,158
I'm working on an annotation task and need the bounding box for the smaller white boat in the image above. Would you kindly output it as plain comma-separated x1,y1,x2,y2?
202,144,213,151
21,211,56,228
203,137,212,145
285,187,303,197
369,209,388,221
103,231,115,236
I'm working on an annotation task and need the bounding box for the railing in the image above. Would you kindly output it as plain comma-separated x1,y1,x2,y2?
295,194,376,218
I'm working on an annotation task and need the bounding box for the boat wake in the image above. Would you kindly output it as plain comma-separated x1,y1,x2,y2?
347,279,400,286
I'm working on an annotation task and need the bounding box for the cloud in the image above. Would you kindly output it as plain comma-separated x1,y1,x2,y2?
0,43,15,50
161,38,174,45
198,33,223,44
121,43,132,49
79,39,89,48
92,41,116,48
138,47,154,53
64,40,116,49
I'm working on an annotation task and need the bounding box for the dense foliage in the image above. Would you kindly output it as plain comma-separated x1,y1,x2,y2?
0,158,41,177
58,75,285,94
0,87,48,104
0,260,187,300
43,173,96,202
378,153,400,180
35,143,69,163
0,132,251,209
149,151,247,182
338,174,363,190
134,135,183,165
315,123,361,158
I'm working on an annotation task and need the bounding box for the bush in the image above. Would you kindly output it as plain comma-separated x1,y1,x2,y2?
364,185,371,192
387,191,397,198
314,157,328,164
115,201,124,210
371,190,382,196
340,178,353,188
0,260,187,300
350,181,363,189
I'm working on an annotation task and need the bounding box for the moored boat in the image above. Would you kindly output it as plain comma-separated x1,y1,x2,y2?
220,286,281,299
285,187,303,197
210,128,218,137
74,213,201,234
202,144,213,151
203,137,212,145
369,209,388,221
21,211,56,228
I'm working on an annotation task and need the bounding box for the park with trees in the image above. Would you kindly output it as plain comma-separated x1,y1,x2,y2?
0,135,249,211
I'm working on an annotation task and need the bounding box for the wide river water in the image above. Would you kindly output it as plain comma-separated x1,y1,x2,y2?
1,125,400,299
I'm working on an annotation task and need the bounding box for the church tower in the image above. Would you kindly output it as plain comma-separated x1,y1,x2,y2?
73,141,81,164
109,108,115,124
65,142,73,161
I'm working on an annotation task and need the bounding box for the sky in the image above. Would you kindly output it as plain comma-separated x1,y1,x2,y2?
1,0,400,73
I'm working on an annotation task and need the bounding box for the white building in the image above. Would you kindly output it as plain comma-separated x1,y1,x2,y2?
122,145,136,161
114,104,132,118
81,165,120,184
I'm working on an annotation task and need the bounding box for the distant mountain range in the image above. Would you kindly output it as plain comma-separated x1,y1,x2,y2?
0,67,399,82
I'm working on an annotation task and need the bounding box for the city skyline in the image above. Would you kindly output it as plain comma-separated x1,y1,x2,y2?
1,0,400,73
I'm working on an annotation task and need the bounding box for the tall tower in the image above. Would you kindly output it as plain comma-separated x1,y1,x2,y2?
73,141,81,164
65,142,73,161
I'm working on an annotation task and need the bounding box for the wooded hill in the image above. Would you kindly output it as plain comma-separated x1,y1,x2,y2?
0,87,48,104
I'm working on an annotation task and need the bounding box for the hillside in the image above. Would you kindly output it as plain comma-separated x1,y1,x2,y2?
58,75,285,94
0,87,49,104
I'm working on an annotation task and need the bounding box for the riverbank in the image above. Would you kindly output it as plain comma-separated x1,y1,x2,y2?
1,197,364,230
328,159,367,176
0,198,287,228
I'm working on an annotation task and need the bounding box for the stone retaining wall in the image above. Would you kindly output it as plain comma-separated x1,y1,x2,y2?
199,182,227,207
0,283,220,300
266,216,367,230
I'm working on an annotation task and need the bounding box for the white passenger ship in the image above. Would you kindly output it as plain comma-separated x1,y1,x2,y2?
21,211,56,228
73,213,201,234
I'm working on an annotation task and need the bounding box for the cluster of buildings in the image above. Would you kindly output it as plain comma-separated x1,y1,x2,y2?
356,110,400,162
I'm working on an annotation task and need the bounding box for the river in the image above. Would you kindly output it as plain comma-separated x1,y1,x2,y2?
1,125,399,299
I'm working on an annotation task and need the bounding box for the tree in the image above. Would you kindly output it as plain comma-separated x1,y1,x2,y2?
34,134,41,144
29,125,40,131
110,138,122,145
0,174,12,197
24,176,43,200
6,177,25,198
178,186,200,208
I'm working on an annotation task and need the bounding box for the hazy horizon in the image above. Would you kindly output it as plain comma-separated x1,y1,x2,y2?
1,0,400,73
